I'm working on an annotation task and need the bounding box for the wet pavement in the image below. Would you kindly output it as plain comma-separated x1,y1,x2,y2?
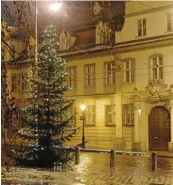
2,152,173,185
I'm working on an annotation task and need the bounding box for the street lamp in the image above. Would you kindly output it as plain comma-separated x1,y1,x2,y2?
49,2,62,12
35,1,62,64
80,103,86,148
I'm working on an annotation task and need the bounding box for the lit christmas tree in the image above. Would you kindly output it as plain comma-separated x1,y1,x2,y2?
16,25,76,168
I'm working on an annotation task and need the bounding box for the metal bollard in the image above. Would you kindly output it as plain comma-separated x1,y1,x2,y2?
75,147,80,165
151,152,157,171
110,149,115,167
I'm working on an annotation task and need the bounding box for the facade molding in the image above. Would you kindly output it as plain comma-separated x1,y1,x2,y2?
59,33,173,58
125,4,173,18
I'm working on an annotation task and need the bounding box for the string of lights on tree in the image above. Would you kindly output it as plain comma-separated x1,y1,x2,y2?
15,24,78,168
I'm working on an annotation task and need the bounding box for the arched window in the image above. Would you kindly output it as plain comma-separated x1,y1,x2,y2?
150,55,163,80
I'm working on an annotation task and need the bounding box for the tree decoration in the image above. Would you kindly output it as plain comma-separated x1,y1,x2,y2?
16,24,77,168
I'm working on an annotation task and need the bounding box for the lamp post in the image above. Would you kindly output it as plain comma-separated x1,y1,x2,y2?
35,1,62,64
80,103,86,148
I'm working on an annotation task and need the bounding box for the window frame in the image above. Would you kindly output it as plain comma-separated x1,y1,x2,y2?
85,105,96,127
104,61,115,84
149,54,164,81
167,13,173,31
122,104,134,126
19,73,27,92
11,73,17,93
105,105,116,126
66,66,76,90
84,64,95,86
137,18,147,37
96,21,104,44
123,58,135,83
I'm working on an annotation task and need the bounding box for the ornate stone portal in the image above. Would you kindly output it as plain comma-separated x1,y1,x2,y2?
131,81,173,151
146,80,170,98
145,80,173,152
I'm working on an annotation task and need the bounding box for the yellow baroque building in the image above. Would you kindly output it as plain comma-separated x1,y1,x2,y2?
5,1,173,151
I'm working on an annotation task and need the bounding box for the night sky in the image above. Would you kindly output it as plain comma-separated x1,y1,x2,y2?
2,1,124,33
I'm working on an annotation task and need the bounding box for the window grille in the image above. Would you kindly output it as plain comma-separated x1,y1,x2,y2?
86,105,96,126
105,105,116,126
122,104,134,126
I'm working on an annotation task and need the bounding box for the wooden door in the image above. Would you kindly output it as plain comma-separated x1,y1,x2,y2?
149,106,170,151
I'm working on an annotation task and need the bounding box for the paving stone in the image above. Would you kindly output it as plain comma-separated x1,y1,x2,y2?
2,152,173,185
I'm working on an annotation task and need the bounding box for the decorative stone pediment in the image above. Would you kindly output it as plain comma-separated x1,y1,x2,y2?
59,29,76,51
145,80,173,103
146,80,168,96
93,2,104,16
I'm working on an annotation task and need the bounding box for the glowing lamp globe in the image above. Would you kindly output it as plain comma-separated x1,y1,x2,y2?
80,104,86,111
49,2,62,12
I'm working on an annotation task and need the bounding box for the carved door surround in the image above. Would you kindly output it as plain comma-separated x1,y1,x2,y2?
148,106,170,151
146,80,173,100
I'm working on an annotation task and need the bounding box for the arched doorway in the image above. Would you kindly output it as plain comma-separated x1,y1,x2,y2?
149,106,170,151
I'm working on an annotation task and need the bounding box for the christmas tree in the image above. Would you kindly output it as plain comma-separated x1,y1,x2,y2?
16,25,76,168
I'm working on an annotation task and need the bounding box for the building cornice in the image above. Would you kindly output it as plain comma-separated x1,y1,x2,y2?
125,4,173,18
6,33,173,64
59,33,173,59
115,33,173,52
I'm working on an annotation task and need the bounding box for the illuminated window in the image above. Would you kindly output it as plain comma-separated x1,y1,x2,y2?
105,105,115,126
124,59,135,83
11,74,17,92
167,13,173,31
66,67,76,89
122,104,134,125
84,64,95,86
137,19,146,36
150,56,163,80
105,62,115,84
86,105,96,126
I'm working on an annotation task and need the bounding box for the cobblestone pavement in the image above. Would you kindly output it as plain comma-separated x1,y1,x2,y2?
2,152,173,185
